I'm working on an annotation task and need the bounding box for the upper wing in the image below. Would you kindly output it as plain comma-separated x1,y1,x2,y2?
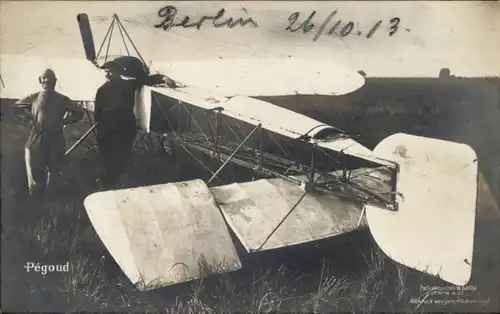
0,54,106,102
151,58,365,97
1,54,365,114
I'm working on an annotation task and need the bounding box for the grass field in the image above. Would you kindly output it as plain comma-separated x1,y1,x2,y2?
2,78,500,312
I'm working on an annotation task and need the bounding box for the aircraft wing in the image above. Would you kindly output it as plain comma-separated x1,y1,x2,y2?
1,53,365,119
1,53,364,102
151,58,365,97
83,176,368,290
0,54,106,104
76,12,365,98
211,177,368,252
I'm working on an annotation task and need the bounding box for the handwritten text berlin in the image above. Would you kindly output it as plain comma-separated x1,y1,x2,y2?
154,5,404,41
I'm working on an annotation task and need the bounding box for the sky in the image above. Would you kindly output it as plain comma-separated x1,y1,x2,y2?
1,1,499,78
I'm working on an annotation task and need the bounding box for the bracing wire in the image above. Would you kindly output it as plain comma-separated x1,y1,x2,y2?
116,21,131,56
180,103,215,150
104,19,115,63
114,15,147,67
151,93,219,179
95,14,147,65
95,17,115,61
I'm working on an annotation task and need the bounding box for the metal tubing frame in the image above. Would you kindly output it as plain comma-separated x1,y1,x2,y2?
181,140,302,186
389,164,399,210
164,99,398,211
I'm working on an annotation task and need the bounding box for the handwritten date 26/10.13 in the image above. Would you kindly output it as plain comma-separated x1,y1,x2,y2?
286,10,404,41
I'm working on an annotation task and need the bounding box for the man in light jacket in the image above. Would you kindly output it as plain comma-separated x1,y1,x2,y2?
15,69,84,196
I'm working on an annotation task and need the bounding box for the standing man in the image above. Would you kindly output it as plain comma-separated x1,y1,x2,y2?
94,59,178,189
15,69,84,196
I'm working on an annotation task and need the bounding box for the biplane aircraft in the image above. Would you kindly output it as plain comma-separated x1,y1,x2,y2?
0,13,479,291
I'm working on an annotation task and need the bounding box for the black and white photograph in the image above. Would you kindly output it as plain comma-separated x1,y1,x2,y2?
1,1,499,312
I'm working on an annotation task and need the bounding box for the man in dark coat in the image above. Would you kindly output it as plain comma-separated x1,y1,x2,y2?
15,69,84,196
94,59,178,188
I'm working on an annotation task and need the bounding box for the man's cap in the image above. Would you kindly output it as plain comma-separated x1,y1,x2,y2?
100,60,124,72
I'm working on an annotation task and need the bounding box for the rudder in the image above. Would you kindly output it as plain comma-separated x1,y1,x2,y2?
366,133,478,285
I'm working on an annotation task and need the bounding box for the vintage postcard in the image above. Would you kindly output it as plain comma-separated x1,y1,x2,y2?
1,1,499,312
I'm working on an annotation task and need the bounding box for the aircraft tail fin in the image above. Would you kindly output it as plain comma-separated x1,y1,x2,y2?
77,13,97,62
366,133,478,285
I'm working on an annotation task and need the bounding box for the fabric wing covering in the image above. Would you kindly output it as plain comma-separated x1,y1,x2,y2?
366,133,478,286
1,55,364,104
210,178,367,252
152,58,365,97
83,177,369,289
83,180,242,291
